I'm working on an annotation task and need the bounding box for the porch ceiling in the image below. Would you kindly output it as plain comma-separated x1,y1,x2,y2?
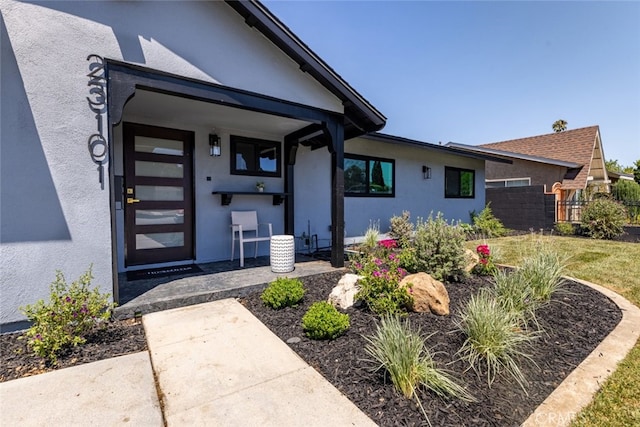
124,89,311,136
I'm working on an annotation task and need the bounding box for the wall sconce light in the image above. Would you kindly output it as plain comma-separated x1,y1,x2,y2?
209,133,221,157
422,165,431,179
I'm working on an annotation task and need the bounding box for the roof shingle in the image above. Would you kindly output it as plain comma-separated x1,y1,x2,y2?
479,126,600,190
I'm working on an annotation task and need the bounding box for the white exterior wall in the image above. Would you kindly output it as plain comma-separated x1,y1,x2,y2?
343,138,487,236
0,0,342,326
293,145,333,247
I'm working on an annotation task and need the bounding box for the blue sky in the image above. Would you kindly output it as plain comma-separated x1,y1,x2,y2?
264,1,640,167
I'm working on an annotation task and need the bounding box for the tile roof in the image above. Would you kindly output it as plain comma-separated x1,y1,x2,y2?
479,126,600,190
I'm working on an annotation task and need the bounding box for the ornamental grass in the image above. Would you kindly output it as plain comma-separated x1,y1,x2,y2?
455,290,538,393
364,314,474,403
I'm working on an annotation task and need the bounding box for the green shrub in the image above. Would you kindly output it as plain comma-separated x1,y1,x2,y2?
471,204,507,238
554,222,575,236
364,314,475,403
409,212,468,281
455,290,538,392
612,179,640,201
352,247,412,316
518,248,565,304
581,198,627,239
302,302,350,340
260,277,305,309
20,267,115,364
388,211,414,248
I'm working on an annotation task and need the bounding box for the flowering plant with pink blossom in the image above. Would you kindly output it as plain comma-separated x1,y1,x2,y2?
351,246,413,316
473,244,497,275
378,239,398,250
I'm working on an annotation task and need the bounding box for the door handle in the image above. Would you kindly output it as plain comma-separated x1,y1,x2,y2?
127,197,141,204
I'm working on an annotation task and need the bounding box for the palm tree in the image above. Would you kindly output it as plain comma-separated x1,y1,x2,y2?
552,119,568,133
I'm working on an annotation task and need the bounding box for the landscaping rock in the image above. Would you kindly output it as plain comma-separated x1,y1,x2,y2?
464,248,480,273
399,272,450,315
328,273,362,309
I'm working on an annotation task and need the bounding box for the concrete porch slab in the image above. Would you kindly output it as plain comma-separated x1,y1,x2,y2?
116,257,339,319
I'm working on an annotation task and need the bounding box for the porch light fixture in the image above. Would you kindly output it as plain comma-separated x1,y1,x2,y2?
209,133,221,157
422,165,431,179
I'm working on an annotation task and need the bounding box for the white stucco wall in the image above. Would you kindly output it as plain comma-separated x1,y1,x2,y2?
291,138,487,247
293,145,333,247
342,138,487,236
0,0,343,326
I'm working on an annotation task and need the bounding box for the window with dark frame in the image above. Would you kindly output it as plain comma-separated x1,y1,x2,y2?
230,135,281,177
344,154,395,197
445,166,475,198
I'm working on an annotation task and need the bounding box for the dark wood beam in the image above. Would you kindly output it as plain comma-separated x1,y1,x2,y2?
106,60,340,127
327,122,345,267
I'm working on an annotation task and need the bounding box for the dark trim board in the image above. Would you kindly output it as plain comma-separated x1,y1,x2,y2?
105,60,343,128
224,0,386,139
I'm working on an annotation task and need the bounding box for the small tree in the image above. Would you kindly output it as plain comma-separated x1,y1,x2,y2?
552,119,567,133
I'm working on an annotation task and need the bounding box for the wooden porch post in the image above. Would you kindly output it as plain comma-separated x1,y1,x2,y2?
327,122,345,268
283,136,298,235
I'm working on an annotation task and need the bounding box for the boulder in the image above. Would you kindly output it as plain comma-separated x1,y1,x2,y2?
464,249,480,273
399,272,450,315
328,273,362,309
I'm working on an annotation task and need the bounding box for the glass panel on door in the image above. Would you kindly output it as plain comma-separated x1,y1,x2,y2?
135,161,184,178
135,185,184,201
135,209,185,225
135,136,184,156
136,232,184,249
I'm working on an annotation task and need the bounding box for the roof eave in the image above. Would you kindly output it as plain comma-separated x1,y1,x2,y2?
447,142,581,168
362,133,512,163
225,0,386,136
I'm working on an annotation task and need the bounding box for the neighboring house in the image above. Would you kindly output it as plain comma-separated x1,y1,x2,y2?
448,126,610,221
607,170,635,185
0,0,500,330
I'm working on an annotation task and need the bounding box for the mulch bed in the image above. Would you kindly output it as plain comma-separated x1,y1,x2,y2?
240,271,622,426
0,271,622,426
0,319,146,383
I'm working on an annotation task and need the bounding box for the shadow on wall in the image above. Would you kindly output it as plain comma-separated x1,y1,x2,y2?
30,1,221,75
0,14,70,243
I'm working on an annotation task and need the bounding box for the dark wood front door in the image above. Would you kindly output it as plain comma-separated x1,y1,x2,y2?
123,123,194,266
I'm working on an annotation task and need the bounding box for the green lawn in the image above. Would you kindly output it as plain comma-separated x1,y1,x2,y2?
467,235,640,426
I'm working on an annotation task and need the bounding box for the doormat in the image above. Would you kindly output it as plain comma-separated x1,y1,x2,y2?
126,264,203,281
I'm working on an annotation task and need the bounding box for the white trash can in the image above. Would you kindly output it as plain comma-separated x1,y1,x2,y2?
270,235,295,273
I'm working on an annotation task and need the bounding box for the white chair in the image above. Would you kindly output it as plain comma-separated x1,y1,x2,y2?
230,211,273,267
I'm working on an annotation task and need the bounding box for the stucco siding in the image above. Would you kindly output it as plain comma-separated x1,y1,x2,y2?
343,138,486,236
293,146,333,245
0,0,342,326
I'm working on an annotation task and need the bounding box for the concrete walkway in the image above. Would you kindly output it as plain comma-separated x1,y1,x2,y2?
144,299,375,426
0,298,375,427
1,276,638,426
